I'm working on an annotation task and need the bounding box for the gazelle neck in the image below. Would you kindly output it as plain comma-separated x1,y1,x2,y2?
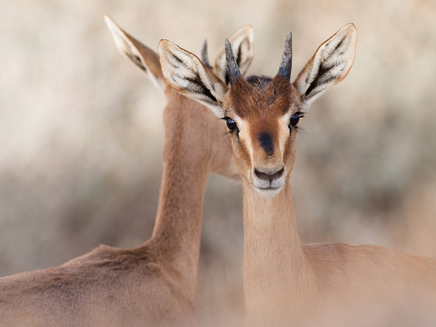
147,91,210,300
242,177,313,324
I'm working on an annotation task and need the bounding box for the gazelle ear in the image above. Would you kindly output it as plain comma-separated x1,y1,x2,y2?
293,24,357,111
159,40,228,117
104,15,165,91
214,26,254,85
200,39,213,69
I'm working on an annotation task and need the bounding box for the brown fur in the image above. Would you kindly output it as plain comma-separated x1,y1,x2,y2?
225,76,299,178
227,76,293,118
0,22,238,327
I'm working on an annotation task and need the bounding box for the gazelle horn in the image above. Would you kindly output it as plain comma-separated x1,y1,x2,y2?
277,32,292,80
225,38,242,85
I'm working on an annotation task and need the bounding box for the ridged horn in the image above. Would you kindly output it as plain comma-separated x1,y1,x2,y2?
277,32,292,80
225,38,242,85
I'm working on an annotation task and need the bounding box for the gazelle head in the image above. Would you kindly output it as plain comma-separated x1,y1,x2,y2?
159,24,357,197
105,16,254,180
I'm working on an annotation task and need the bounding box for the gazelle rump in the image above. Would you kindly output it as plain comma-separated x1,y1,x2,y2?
159,24,436,326
0,17,253,327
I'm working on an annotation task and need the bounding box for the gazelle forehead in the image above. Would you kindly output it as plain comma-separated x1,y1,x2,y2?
224,75,299,121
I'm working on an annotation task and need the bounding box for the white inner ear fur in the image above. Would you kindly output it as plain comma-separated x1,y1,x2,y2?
294,24,357,112
105,16,135,57
105,16,163,92
159,40,228,118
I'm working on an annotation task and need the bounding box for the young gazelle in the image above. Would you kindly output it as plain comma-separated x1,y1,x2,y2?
159,24,436,326
0,18,253,327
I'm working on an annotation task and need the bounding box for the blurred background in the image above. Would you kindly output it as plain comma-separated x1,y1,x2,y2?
1,0,436,325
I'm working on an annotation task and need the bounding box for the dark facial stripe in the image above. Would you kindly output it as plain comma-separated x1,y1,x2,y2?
258,132,274,156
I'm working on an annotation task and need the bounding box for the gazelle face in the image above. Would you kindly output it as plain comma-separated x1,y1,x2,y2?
159,24,357,197
221,76,302,197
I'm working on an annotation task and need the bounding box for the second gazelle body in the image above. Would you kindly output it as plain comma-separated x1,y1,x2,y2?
0,18,254,327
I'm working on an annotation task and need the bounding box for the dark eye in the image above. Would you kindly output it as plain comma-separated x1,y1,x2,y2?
289,112,303,129
225,117,238,133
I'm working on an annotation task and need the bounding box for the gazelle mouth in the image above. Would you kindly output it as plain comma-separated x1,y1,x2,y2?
256,186,281,191
252,185,284,197
248,173,285,197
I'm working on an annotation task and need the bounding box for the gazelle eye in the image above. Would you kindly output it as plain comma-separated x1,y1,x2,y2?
224,117,238,133
289,112,303,129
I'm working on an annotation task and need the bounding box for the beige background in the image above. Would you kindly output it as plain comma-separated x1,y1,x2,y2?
1,0,436,325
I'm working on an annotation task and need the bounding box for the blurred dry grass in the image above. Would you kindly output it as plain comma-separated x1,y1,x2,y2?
1,0,436,325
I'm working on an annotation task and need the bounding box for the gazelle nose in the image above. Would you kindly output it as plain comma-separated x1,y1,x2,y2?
253,166,285,182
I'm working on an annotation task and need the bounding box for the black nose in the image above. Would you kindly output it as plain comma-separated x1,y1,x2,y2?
254,167,285,182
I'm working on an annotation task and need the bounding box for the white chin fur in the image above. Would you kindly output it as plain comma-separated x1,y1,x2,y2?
247,174,284,198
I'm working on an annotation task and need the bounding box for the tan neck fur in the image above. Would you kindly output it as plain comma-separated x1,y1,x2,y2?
242,177,315,325
146,87,235,299
149,100,209,297
241,173,436,326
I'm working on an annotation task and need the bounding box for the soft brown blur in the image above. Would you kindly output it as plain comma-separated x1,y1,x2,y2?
1,0,436,325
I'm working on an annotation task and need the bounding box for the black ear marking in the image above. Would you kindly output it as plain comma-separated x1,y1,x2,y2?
169,53,185,66
332,38,345,54
126,53,147,72
185,75,218,103
201,39,212,69
236,43,242,67
303,60,346,98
